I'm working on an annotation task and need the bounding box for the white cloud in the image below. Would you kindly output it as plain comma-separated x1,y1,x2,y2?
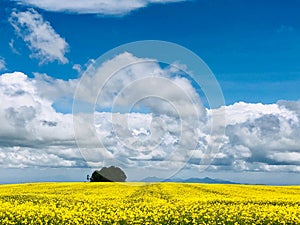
16,0,186,16
0,72,80,168
9,9,69,64
73,52,207,175
33,72,78,101
71,59,95,75
0,57,7,71
269,152,300,164
1,52,300,176
0,146,77,168
75,52,205,119
72,64,82,74
211,101,300,172
9,39,21,55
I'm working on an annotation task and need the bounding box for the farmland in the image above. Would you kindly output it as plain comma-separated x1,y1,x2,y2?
0,182,299,224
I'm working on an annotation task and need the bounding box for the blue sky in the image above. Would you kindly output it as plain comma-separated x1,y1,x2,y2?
1,0,300,184
1,0,300,104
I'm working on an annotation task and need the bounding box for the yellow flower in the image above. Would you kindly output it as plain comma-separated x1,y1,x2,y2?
0,182,299,224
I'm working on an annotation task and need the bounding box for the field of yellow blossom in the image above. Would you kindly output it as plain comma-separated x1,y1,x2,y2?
0,182,299,224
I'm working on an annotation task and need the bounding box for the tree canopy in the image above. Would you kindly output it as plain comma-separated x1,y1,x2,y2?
89,166,127,182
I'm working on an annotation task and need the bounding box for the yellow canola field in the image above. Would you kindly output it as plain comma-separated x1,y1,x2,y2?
0,182,299,224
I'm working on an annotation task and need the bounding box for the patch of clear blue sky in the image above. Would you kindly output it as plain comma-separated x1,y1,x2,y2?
1,0,300,105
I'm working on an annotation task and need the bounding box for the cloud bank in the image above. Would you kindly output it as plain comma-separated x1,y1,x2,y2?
9,9,69,64
0,72,82,168
0,52,300,175
15,0,186,16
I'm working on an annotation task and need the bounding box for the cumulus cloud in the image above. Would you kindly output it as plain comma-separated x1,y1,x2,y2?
16,0,186,16
73,52,208,175
0,72,80,168
1,52,300,175
75,52,205,118
0,146,78,168
33,72,78,101
9,9,69,64
73,100,300,173
207,102,300,172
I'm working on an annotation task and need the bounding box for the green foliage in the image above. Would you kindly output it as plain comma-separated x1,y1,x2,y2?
90,166,127,182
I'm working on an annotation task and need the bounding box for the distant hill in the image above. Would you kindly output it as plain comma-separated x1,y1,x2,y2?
140,176,163,182
140,176,238,184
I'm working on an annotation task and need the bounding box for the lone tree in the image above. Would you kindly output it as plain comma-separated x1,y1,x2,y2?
89,166,127,182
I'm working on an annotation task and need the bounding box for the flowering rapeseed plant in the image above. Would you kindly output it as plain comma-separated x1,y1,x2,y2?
0,182,299,224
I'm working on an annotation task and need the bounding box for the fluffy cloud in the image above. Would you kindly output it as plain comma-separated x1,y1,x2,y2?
75,52,205,119
33,72,78,101
0,72,81,168
73,52,207,176
0,57,7,71
1,53,300,176
15,0,186,16
0,146,77,168
9,9,69,64
207,102,300,172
